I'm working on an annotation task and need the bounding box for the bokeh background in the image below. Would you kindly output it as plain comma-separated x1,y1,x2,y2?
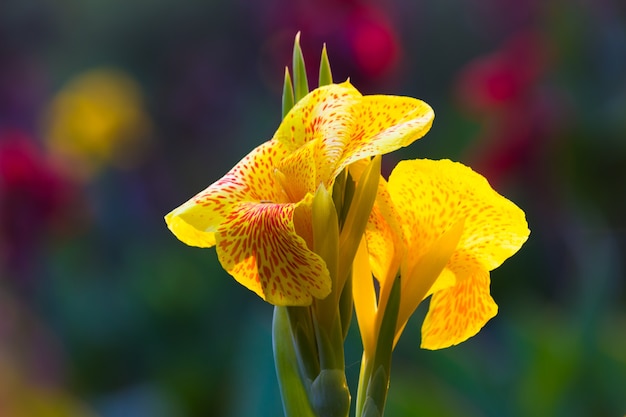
1,0,625,416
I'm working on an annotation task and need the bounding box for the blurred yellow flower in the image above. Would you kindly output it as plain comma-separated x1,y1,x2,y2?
43,68,151,180
166,81,433,306
355,159,529,352
0,360,97,417
0,290,97,417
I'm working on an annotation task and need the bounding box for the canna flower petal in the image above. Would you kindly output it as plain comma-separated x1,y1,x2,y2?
353,237,378,355
421,268,497,349
273,82,361,186
388,159,529,285
216,199,331,306
166,138,332,305
165,139,290,248
333,95,435,178
385,159,529,349
274,139,320,205
274,82,360,152
273,81,435,188
364,177,404,286
395,217,465,345
167,82,436,306
356,177,405,355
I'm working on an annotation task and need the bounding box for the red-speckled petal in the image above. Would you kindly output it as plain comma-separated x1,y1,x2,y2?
333,95,434,177
165,139,290,247
421,268,497,349
389,159,529,278
386,159,529,347
274,139,319,203
215,199,331,306
273,82,361,182
274,82,360,150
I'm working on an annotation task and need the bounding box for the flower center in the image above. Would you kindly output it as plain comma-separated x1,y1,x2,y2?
274,168,307,203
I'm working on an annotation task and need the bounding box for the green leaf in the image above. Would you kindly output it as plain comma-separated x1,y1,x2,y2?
292,31,310,102
318,44,333,87
331,168,347,217
338,171,356,229
338,272,353,340
282,67,295,119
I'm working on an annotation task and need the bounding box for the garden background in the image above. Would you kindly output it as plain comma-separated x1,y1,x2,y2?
1,0,625,416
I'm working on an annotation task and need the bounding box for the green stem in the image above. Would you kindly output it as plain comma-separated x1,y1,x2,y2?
287,306,320,381
355,352,374,417
273,306,317,417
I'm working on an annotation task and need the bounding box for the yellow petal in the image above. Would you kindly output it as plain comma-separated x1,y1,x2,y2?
388,159,529,278
165,139,289,247
165,198,218,247
273,82,361,174
387,159,529,348
421,268,497,350
215,198,331,306
353,237,378,355
275,139,319,202
273,81,360,187
333,95,434,177
364,176,404,286
396,217,465,344
273,82,435,190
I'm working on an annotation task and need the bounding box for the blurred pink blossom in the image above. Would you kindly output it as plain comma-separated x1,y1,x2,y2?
258,0,402,90
455,31,551,114
454,31,566,184
0,129,77,283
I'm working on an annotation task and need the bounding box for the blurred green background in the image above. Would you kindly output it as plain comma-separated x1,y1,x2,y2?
1,0,625,416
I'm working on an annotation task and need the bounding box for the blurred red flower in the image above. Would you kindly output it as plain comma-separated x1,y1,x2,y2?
455,31,551,114
454,31,565,183
0,129,76,282
259,0,402,91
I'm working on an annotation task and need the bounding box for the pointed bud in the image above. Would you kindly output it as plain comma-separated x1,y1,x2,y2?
318,44,333,87
282,67,295,119
310,369,351,417
293,32,310,102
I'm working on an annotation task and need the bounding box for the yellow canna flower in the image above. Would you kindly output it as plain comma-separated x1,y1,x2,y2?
357,158,529,351
165,81,433,306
